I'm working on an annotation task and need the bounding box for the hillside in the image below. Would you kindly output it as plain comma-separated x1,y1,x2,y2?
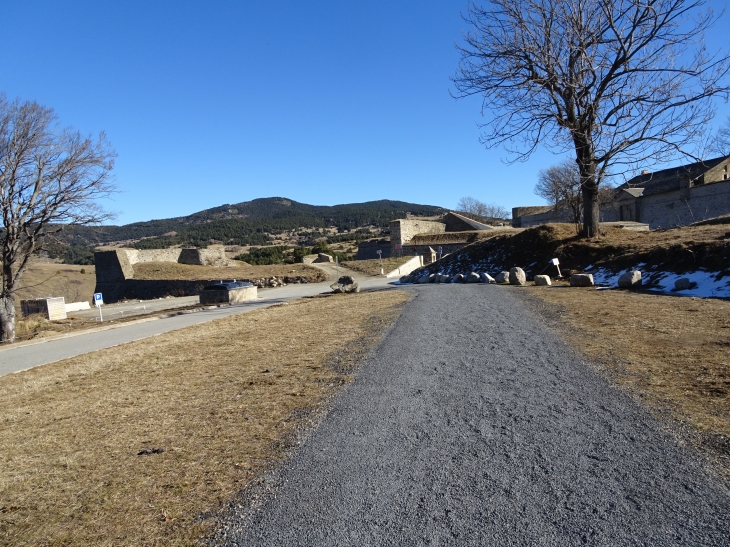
58,198,446,249
412,221,730,297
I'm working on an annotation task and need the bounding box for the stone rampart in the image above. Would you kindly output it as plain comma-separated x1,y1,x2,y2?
94,247,235,303
356,239,392,260
389,219,445,255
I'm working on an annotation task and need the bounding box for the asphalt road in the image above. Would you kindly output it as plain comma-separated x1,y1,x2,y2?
0,268,391,376
214,284,730,546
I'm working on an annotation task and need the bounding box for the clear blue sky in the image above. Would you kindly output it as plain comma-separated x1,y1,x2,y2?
3,1,729,225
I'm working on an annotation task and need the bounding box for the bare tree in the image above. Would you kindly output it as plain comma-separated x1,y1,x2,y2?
535,160,583,224
1,95,115,342
456,196,510,220
453,0,730,237
711,116,730,156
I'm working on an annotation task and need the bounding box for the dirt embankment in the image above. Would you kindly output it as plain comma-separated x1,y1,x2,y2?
418,222,730,281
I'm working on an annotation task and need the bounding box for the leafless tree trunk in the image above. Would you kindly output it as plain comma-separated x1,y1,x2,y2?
0,95,115,342
453,0,730,237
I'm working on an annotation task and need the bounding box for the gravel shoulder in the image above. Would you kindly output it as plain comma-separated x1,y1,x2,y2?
213,284,730,546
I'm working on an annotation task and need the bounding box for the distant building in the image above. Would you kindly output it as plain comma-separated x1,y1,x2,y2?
356,212,500,260
512,155,730,229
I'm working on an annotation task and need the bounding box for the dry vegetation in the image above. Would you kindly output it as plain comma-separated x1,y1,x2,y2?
522,284,730,474
421,221,730,283
14,261,96,308
342,257,413,276
131,261,328,282
410,228,518,246
0,290,410,546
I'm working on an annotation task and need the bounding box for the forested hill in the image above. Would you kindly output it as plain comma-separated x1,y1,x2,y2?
60,197,446,248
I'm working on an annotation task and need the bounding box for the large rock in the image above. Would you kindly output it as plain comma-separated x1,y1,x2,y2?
570,273,594,287
429,273,438,283
618,270,642,288
453,273,465,283
465,272,481,283
399,275,413,284
509,267,526,286
417,274,431,284
440,274,451,283
674,277,695,291
480,272,495,284
330,276,360,293
534,275,551,286
495,271,510,283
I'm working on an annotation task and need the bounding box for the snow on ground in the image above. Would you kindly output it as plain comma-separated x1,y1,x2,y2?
400,259,730,299
590,267,730,298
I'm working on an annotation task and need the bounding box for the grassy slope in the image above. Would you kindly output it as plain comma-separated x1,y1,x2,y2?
416,222,730,283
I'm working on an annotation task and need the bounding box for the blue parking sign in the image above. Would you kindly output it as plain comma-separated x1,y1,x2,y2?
93,293,103,306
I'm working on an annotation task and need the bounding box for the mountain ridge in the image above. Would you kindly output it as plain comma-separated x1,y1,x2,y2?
59,197,446,249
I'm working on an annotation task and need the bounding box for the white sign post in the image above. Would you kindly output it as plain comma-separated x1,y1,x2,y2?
376,249,383,275
93,292,104,322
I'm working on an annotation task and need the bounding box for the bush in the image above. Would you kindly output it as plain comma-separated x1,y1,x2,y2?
234,246,290,265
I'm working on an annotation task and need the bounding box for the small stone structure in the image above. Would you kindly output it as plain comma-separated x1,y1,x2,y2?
302,253,335,264
21,297,67,320
199,282,257,305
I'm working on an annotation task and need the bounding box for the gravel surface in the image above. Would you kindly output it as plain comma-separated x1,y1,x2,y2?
213,284,730,546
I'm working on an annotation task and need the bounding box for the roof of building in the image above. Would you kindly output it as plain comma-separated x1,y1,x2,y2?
618,156,728,197
621,188,645,198
445,211,494,230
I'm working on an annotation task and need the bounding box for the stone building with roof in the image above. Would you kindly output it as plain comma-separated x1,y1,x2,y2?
512,155,730,229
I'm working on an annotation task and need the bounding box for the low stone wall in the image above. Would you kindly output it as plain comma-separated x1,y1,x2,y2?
385,256,423,278
199,285,257,305
356,239,392,260
96,275,312,303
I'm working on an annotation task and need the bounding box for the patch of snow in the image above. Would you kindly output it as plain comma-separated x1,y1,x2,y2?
593,266,730,298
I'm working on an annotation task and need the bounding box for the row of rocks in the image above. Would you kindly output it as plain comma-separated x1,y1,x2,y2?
402,266,699,292
250,276,312,288
401,267,599,288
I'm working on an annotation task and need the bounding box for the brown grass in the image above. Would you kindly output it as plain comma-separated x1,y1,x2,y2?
0,290,410,546
131,261,328,282
14,261,96,311
342,258,413,276
410,228,518,246
523,284,730,470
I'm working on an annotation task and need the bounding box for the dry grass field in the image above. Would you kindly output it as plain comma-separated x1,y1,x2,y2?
342,257,413,277
131,261,328,282
0,290,410,546
524,284,730,475
14,261,96,308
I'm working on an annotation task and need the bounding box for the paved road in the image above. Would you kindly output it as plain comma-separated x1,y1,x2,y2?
214,284,730,546
0,267,391,376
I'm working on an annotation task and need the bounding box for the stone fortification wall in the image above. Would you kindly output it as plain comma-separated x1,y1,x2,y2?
632,180,730,229
179,248,230,266
94,250,135,283
514,180,730,229
128,248,183,264
389,219,445,254
512,208,575,228
356,239,392,260
94,247,234,303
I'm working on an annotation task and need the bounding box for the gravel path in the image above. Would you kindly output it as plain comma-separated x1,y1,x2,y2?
214,284,730,546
